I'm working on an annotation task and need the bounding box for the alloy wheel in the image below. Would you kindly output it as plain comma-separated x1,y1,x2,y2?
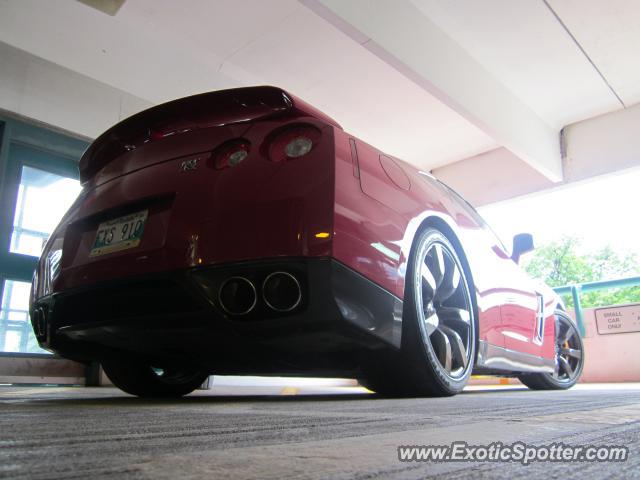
552,312,583,383
414,240,474,379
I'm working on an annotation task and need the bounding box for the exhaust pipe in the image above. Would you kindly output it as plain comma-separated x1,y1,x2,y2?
32,306,48,338
218,277,257,316
262,272,302,312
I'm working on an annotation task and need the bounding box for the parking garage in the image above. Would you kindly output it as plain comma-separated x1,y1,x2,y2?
0,0,639,478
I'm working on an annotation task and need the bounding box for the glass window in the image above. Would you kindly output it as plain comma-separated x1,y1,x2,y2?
10,166,82,257
0,280,49,354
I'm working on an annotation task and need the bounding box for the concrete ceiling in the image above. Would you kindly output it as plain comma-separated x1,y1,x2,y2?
0,0,637,179
547,0,640,107
411,0,627,129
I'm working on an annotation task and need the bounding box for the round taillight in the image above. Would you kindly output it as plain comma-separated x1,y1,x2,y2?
268,125,321,162
213,140,250,170
285,137,313,158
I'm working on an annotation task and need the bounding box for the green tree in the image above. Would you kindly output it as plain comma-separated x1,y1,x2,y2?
523,237,640,308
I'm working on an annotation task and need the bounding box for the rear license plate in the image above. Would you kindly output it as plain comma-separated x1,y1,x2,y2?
90,210,148,257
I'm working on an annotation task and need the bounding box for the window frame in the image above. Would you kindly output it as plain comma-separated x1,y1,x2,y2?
0,114,89,358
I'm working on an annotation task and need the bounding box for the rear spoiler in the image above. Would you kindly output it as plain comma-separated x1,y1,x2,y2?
78,86,341,184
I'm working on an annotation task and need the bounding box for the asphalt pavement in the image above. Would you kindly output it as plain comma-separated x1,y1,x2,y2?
1,382,638,479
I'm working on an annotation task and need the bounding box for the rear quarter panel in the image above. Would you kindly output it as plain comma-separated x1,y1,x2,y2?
332,129,507,347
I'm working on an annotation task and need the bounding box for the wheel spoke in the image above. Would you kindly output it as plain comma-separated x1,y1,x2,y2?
435,255,460,303
558,356,574,378
425,244,446,286
421,264,437,299
438,307,471,328
561,347,582,359
431,327,452,372
561,327,575,344
424,312,439,336
439,325,468,369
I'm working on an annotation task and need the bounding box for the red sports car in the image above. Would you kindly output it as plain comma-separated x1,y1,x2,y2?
29,86,584,397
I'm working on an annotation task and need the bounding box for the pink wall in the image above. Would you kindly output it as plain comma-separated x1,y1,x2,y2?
577,306,640,383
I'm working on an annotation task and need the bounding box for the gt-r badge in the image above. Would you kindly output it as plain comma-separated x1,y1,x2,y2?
179,158,199,172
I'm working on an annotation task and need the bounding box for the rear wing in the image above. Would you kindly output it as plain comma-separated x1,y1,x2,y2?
79,86,341,184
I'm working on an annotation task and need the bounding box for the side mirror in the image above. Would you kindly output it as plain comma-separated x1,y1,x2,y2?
512,233,534,264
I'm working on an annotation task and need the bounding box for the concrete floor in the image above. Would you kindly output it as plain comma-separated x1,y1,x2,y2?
1,382,639,479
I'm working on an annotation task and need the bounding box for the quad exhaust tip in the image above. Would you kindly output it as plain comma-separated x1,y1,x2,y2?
218,277,257,316
32,306,48,337
262,271,302,313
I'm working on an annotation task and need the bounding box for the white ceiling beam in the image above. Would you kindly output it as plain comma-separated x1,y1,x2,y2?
432,148,554,207
562,101,640,183
433,102,640,206
302,0,563,181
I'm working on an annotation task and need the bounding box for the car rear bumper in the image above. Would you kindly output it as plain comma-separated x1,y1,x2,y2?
31,257,402,375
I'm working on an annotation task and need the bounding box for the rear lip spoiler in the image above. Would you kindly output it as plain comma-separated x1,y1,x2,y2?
79,86,342,184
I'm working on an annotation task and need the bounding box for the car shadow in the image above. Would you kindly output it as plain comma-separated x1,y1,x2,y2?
4,385,538,407
4,390,377,407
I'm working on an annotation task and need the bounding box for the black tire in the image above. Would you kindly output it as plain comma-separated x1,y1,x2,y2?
361,227,476,397
358,350,409,396
102,360,209,398
518,310,584,390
